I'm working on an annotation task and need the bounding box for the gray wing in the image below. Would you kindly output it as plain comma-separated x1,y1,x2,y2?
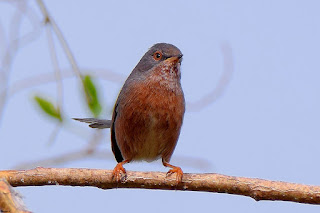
73,118,111,129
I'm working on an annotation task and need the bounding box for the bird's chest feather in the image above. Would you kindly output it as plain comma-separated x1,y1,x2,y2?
117,68,185,160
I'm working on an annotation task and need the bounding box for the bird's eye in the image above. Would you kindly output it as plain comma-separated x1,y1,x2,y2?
153,51,163,61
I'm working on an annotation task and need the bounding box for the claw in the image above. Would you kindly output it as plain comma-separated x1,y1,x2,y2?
112,163,127,182
166,166,183,184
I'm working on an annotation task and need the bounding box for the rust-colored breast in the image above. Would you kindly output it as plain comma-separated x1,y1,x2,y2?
114,64,185,163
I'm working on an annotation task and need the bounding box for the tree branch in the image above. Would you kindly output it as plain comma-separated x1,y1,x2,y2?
0,179,30,213
0,168,319,205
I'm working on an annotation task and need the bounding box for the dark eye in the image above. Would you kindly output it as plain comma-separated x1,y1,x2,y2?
153,51,163,61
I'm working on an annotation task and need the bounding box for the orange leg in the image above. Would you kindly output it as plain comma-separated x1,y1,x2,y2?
112,159,131,182
162,160,183,184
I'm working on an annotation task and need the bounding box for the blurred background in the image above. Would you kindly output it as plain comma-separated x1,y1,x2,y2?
0,0,320,212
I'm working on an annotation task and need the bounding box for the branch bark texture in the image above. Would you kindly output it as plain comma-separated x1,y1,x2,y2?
0,179,31,213
0,168,319,205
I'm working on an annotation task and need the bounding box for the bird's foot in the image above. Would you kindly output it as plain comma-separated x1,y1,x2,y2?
166,166,183,184
112,163,127,182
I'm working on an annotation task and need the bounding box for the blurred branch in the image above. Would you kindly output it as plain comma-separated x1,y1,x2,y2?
42,23,65,146
0,168,319,205
0,1,26,120
0,179,30,213
0,0,42,122
14,149,113,170
36,0,82,80
45,24,64,116
187,43,234,111
46,122,62,146
15,131,106,170
4,68,124,98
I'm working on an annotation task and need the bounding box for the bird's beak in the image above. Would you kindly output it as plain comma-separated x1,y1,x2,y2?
166,54,183,64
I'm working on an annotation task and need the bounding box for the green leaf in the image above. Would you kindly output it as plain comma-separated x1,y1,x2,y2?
34,96,62,122
82,75,102,117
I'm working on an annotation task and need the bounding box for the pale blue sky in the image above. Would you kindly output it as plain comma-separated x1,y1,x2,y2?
1,1,320,212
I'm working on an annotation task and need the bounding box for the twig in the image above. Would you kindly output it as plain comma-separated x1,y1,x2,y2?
0,179,31,213
45,24,64,116
0,168,319,205
187,43,234,111
0,0,42,123
36,0,82,80
0,2,25,121
14,130,106,169
14,149,113,170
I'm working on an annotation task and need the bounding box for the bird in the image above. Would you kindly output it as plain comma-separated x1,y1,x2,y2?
74,43,185,183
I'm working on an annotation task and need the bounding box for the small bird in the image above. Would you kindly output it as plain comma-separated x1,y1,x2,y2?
74,43,185,183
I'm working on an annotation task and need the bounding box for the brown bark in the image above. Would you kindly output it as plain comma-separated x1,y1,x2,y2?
0,179,31,213
0,168,319,205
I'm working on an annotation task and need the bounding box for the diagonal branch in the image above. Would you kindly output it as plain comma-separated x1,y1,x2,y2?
0,168,319,205
0,179,30,213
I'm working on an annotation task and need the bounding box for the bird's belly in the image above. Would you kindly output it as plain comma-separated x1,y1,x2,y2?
133,115,167,161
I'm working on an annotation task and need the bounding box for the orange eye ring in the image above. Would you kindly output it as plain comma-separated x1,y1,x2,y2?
153,51,163,61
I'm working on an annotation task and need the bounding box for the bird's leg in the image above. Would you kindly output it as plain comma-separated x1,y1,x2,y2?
112,159,131,182
162,159,183,184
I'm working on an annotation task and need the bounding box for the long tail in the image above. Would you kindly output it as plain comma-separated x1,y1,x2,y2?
73,118,111,129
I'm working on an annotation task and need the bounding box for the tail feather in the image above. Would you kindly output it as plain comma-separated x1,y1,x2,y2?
73,118,111,129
